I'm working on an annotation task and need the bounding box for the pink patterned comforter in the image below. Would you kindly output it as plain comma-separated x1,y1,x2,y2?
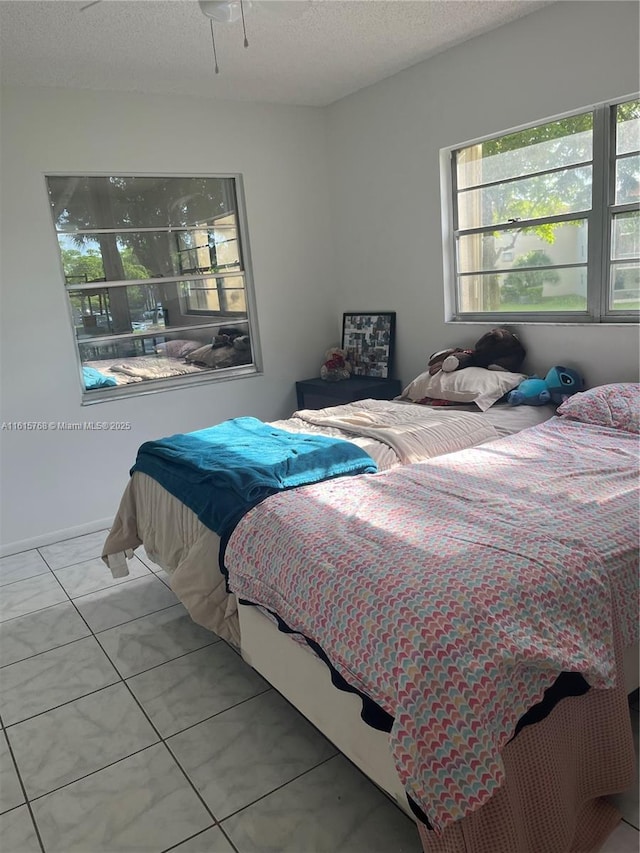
225,417,639,832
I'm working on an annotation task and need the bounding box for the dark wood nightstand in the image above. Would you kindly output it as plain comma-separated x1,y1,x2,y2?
295,376,402,410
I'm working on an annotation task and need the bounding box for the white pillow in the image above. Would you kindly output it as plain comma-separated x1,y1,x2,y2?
402,366,527,412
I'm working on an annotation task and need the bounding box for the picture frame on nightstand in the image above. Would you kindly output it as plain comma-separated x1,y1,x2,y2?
341,312,396,379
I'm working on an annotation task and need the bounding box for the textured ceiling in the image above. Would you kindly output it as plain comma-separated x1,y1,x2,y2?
0,0,555,106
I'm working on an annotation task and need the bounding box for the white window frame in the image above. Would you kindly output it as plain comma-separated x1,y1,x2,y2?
46,172,262,404
442,96,640,324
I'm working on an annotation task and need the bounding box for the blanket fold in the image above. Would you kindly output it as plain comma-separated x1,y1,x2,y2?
292,400,499,464
131,416,377,538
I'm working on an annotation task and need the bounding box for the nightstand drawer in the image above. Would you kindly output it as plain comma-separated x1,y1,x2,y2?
295,377,402,410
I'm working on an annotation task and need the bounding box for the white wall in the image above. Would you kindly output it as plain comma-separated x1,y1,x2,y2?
0,88,335,550
326,1,640,388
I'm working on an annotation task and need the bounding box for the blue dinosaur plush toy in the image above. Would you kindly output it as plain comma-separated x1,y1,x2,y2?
507,366,585,407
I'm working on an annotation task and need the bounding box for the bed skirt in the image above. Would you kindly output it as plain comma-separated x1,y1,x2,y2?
418,617,635,853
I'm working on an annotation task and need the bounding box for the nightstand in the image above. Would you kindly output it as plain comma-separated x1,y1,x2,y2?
295,376,402,410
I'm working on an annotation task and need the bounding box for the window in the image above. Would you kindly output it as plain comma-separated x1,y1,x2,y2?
46,175,260,401
447,97,639,322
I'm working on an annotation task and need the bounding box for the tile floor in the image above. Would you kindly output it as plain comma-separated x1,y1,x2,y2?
0,530,637,853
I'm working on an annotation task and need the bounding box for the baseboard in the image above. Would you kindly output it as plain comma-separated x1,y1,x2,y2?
0,517,114,558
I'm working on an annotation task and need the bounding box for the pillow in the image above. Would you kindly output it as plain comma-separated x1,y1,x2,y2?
401,366,527,412
82,366,117,390
185,344,251,370
154,339,201,359
556,383,640,433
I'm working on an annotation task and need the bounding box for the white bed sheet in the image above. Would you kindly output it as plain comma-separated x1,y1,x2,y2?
102,401,555,645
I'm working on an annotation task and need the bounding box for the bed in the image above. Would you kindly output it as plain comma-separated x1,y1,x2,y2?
222,382,640,852
83,355,207,386
102,382,554,646
82,330,253,389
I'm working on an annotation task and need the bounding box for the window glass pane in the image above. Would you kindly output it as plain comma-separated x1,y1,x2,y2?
615,155,640,205
70,282,174,339
218,275,247,313
80,336,153,363
183,283,219,312
69,278,248,340
450,101,639,323
79,321,252,391
610,263,640,310
47,176,238,232
58,225,240,283
611,211,640,260
616,100,640,155
457,268,588,313
181,275,247,314
46,174,258,396
457,166,592,229
177,222,240,275
457,221,588,274
456,114,592,189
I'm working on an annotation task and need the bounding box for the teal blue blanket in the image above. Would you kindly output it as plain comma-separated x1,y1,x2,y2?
132,416,377,538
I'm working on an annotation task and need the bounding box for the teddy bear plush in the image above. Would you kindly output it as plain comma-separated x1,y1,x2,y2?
428,327,526,376
320,347,352,382
507,366,585,406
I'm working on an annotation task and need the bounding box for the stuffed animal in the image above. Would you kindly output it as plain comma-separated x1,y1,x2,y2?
507,366,585,406
506,377,551,406
212,326,248,349
544,365,585,403
428,328,526,375
320,347,352,382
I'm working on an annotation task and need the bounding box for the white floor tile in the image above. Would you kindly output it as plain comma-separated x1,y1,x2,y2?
134,544,163,571
127,643,268,738
154,568,173,588
31,744,213,853
0,636,119,725
8,683,159,799
168,690,336,819
0,601,90,668
0,730,24,814
54,554,150,598
73,574,178,633
0,573,68,623
0,549,50,587
38,530,110,571
0,804,41,853
97,604,218,678
169,826,236,852
222,754,422,853
600,819,640,852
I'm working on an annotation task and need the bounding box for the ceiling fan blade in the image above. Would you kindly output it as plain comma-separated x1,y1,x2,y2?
198,1,252,24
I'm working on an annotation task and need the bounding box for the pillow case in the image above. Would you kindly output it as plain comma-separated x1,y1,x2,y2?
401,366,527,412
556,383,640,433
154,339,201,359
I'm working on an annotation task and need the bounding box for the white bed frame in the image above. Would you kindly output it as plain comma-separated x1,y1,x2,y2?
239,603,640,823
